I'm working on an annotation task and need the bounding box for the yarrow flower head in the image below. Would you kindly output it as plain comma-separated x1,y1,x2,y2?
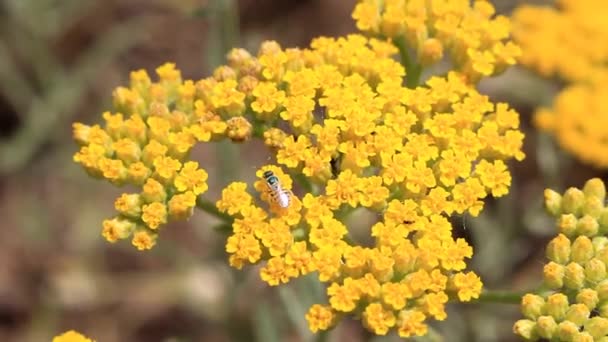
513,1,608,169
212,32,523,337
514,178,608,341
73,0,525,337
353,0,521,83
73,63,221,250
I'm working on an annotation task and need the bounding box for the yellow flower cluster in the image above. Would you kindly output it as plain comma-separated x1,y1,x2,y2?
534,73,608,168
72,0,525,336
514,0,608,168
513,0,608,82
213,34,524,337
52,330,94,342
514,179,608,341
73,63,220,250
353,0,521,83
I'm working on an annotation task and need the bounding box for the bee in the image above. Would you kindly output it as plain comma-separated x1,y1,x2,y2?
263,170,291,208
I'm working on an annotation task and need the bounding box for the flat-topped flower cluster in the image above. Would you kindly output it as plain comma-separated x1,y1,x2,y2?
72,0,525,337
514,0,608,168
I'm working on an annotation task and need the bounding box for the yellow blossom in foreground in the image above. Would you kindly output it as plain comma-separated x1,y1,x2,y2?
212,32,522,337
52,330,94,342
73,1,525,336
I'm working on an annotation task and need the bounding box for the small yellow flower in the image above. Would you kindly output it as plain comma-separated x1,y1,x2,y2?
132,229,158,251
114,193,142,218
168,191,196,220
52,330,94,342
153,156,182,184
174,161,208,195
251,81,285,116
141,202,168,229
305,304,335,333
451,272,483,301
102,217,135,242
363,302,396,335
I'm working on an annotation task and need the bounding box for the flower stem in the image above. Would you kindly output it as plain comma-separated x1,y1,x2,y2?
195,196,234,223
314,330,330,342
394,36,422,88
470,290,526,304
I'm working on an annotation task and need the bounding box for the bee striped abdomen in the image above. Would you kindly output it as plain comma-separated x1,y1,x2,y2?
263,170,291,208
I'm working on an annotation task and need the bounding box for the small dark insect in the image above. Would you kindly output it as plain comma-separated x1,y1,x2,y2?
330,156,341,178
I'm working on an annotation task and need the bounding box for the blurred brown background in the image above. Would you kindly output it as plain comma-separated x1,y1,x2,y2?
0,0,602,341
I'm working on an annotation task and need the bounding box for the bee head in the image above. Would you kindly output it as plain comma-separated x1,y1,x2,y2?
262,170,274,179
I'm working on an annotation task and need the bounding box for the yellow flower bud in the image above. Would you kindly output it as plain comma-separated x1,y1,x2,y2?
585,258,607,284
72,123,92,146
583,178,606,203
598,209,608,234
564,262,585,290
213,65,237,81
576,288,599,311
521,293,545,320
573,332,594,342
131,228,158,251
536,315,558,339
557,321,580,341
142,178,167,203
263,127,288,149
576,215,599,237
593,237,608,254
584,317,608,339
546,234,571,264
98,157,128,185
102,216,136,242
142,140,168,165
562,188,585,216
544,189,562,217
226,116,253,142
513,319,537,340
599,302,608,317
596,280,608,301
114,193,143,219
127,162,151,185
543,262,565,289
168,191,196,220
565,303,590,327
558,214,578,237
419,38,444,66
113,138,142,164
141,202,168,230
571,236,594,264
582,197,603,218
546,293,569,321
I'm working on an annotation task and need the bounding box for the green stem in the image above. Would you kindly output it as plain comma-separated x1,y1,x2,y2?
394,36,422,88
292,172,314,194
470,290,526,304
195,196,234,223
314,330,330,342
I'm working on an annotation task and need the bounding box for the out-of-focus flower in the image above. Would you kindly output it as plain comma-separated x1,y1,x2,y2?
514,1,608,168
514,178,608,341
52,330,94,342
